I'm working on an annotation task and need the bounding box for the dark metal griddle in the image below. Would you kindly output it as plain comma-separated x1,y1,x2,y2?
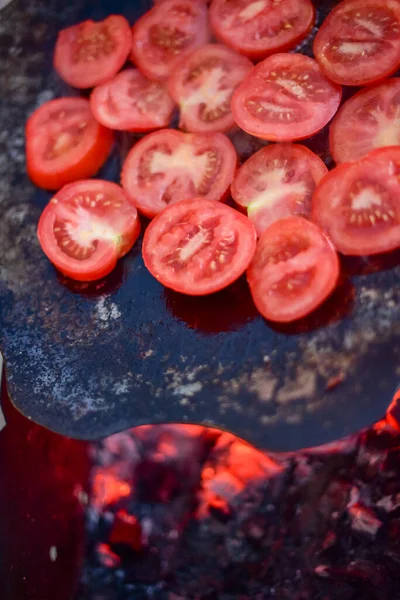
0,0,399,451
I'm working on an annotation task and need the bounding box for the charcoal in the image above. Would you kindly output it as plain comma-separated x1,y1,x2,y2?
78,420,400,600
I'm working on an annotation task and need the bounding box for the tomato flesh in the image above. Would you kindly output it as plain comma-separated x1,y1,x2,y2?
37,180,141,281
313,0,400,87
143,198,257,295
168,44,253,133
209,0,315,60
247,216,340,323
121,129,237,218
131,0,210,82
231,53,342,142
312,147,400,256
26,97,114,191
90,69,175,132
54,16,132,89
231,143,327,236
330,78,400,164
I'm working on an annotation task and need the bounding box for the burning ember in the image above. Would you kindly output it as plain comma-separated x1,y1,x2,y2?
80,391,400,600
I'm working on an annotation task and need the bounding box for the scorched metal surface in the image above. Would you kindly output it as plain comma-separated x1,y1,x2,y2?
0,0,399,451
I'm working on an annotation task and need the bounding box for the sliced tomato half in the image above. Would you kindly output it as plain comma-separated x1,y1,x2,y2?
143,198,257,295
209,0,315,60
231,53,342,142
330,78,400,164
312,147,400,256
26,97,114,191
37,180,140,281
247,216,340,323
168,44,253,133
90,69,175,132
130,0,210,82
121,129,237,218
313,0,400,87
231,143,327,236
54,15,132,89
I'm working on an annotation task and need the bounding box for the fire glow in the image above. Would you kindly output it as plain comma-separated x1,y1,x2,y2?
84,390,400,597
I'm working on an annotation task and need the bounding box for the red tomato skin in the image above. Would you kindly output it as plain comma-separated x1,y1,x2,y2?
54,255,118,281
37,180,141,282
90,69,175,133
130,0,210,82
53,16,132,89
121,129,238,219
142,198,257,295
329,79,400,164
247,216,340,323
231,143,328,236
313,0,400,87
27,126,114,191
26,98,114,191
48,214,141,281
231,53,342,142
167,44,253,134
210,3,315,61
311,147,400,256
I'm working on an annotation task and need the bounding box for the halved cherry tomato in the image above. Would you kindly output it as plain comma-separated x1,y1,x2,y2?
330,78,400,164
209,0,315,60
37,180,140,281
143,198,256,295
130,0,210,82
26,97,114,191
231,53,342,142
312,147,400,256
121,129,237,218
168,44,253,133
231,143,327,236
54,16,132,89
247,216,340,322
90,69,175,132
313,0,400,87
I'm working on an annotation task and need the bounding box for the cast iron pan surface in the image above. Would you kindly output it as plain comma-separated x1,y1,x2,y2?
0,0,399,451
